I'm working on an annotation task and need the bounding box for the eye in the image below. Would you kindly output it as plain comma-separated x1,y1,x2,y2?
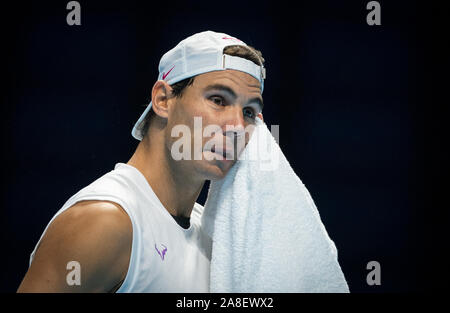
209,95,225,106
243,107,256,119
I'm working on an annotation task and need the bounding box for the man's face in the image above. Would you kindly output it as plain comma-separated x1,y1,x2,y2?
164,69,263,181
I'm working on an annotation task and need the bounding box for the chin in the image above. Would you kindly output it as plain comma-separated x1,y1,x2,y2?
195,159,235,181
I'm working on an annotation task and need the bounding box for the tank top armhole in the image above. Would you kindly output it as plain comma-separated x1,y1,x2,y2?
81,195,142,293
29,194,141,293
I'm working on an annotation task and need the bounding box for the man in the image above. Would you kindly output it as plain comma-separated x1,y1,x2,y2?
17,30,266,292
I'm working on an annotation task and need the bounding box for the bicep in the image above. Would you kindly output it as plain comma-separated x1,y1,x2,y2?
17,200,132,293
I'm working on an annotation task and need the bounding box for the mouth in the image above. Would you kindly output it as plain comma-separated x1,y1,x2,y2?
210,147,234,160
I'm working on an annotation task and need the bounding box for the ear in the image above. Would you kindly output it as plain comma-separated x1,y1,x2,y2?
151,80,172,119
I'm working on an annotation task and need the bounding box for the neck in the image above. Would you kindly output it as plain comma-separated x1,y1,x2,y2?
127,129,204,218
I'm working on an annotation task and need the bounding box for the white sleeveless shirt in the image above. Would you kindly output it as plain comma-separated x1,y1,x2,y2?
29,163,212,292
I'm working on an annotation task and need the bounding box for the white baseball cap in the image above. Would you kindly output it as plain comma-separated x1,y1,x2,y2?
131,30,266,141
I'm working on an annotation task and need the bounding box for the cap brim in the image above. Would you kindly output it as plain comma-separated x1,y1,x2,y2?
131,101,153,141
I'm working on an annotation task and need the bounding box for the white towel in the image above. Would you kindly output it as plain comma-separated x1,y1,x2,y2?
201,118,350,293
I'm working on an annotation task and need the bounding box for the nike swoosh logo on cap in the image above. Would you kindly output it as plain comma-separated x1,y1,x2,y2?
162,65,175,80
222,36,242,42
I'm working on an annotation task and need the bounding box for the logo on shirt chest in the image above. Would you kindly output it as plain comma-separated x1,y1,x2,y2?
155,243,168,261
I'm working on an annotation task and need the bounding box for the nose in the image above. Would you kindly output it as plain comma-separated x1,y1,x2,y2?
223,106,246,138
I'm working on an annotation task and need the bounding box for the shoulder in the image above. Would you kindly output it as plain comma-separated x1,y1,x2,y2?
61,199,131,235
58,199,131,226
44,200,132,263
19,200,132,292
84,167,140,205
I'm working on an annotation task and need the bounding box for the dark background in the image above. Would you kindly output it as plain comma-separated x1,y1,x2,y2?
1,0,443,292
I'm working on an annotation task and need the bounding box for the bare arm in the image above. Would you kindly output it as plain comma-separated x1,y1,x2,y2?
17,200,132,293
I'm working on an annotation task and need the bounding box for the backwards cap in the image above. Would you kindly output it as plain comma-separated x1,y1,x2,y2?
132,30,266,141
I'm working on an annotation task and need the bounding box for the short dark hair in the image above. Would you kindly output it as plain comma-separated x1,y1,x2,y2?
141,44,265,138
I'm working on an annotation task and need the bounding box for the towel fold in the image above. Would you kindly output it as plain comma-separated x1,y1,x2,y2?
201,118,349,293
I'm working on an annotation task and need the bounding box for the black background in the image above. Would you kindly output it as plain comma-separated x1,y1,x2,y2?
1,0,443,293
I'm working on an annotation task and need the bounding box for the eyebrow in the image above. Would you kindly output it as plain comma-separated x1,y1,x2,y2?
203,83,264,111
